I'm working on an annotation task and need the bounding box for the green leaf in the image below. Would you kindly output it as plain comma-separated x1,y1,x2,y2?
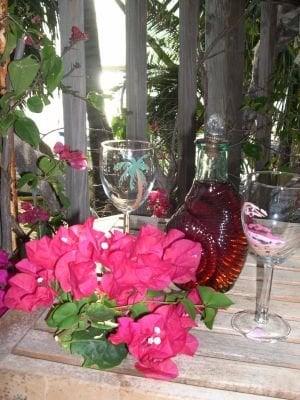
41,41,56,75
0,92,14,113
243,142,262,161
27,95,44,113
202,307,217,330
198,286,234,309
14,117,40,148
0,113,16,136
57,314,79,329
8,55,40,96
57,190,70,209
38,155,59,175
51,302,78,328
1,30,17,62
42,95,51,106
165,291,185,302
147,289,164,298
46,56,64,92
70,327,127,369
46,305,60,328
130,302,149,318
86,303,117,322
102,297,117,308
181,298,196,320
17,172,38,189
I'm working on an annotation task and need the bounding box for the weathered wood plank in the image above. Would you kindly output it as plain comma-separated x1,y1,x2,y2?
239,262,300,285
0,354,282,400
28,321,300,370
177,0,199,202
205,0,246,185
228,294,300,322
0,39,25,252
58,0,89,223
255,1,278,170
231,278,300,303
0,309,43,359
196,310,300,344
13,329,300,399
126,0,147,140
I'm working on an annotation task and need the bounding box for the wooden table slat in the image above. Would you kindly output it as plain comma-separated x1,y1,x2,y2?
12,330,300,400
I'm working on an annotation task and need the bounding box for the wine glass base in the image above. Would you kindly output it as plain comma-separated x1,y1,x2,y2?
231,310,291,343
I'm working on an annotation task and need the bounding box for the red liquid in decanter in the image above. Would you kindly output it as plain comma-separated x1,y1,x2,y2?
167,181,248,292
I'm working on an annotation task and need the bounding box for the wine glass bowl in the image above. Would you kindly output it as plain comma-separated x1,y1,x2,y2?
100,140,155,232
232,171,300,342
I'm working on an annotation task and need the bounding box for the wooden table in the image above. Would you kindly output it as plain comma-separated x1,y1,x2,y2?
1,215,300,400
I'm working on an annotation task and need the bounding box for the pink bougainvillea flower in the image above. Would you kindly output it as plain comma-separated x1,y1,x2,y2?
0,269,8,287
100,252,145,305
134,224,166,258
4,258,56,312
148,189,171,218
0,290,5,311
52,217,106,262
69,26,89,44
4,236,58,312
0,249,9,268
163,238,201,284
99,224,201,305
109,304,198,380
25,235,57,273
18,201,49,224
55,250,97,300
0,268,9,314
0,249,11,316
54,142,88,170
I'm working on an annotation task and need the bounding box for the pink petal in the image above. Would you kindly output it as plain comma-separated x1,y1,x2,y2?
163,229,185,248
180,333,199,356
135,358,179,380
9,273,37,293
109,317,135,345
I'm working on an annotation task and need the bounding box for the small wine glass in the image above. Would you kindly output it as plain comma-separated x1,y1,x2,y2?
100,140,155,233
231,171,300,342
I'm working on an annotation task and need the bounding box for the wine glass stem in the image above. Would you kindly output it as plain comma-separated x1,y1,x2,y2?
255,259,274,324
124,211,130,233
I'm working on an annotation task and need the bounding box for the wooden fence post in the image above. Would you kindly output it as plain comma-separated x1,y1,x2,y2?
58,0,89,224
256,1,278,170
126,0,147,140
177,0,200,203
205,0,245,186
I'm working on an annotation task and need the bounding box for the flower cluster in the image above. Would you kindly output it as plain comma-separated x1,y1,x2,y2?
4,219,232,380
148,189,171,218
18,201,49,224
0,250,12,316
54,142,88,170
69,26,89,45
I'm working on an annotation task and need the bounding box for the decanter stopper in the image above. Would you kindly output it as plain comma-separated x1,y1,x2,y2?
206,114,226,144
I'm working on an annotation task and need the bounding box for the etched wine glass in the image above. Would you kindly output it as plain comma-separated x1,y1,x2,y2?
100,140,155,233
231,171,300,342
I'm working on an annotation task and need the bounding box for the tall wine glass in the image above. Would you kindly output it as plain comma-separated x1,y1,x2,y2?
100,140,155,233
231,171,300,342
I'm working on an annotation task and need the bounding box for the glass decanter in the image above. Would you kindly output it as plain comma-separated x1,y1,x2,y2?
166,116,248,292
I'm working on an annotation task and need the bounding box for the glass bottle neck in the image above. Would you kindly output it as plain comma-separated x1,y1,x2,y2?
195,142,228,182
